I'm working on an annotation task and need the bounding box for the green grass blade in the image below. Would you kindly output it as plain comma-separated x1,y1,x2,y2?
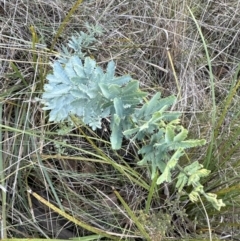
187,6,216,169
145,171,158,213
0,103,7,239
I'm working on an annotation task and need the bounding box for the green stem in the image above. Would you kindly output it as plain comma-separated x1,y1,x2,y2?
188,6,216,169
0,103,7,238
145,171,159,213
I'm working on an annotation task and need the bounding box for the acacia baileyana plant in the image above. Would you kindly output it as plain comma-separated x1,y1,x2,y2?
41,25,225,210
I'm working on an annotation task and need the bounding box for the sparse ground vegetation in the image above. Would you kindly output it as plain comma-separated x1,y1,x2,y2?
0,0,240,240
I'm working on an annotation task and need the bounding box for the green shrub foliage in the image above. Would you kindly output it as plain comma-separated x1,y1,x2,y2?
41,26,225,210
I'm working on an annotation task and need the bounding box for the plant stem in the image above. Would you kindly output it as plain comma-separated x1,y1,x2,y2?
0,103,7,238
187,6,216,169
145,171,158,213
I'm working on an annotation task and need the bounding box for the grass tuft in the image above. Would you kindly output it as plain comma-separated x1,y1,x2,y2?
0,0,240,240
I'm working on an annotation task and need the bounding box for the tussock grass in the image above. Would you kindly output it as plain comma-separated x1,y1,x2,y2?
0,0,240,240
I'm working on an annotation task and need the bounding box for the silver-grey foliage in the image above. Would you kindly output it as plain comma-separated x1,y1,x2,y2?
41,26,225,210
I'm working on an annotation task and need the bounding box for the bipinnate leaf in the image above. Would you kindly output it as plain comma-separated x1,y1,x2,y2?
173,126,188,142
114,98,124,118
189,191,199,202
136,93,177,120
165,125,175,143
157,148,184,184
175,162,225,210
176,161,210,191
204,193,226,211
51,61,70,84
42,53,138,131
156,167,172,184
187,168,211,186
184,161,204,175
64,29,98,57
106,60,115,80
189,186,203,203
84,57,96,76
189,188,225,211
99,83,114,99
113,75,132,86
176,172,188,192
73,63,86,80
137,145,154,166
123,127,140,139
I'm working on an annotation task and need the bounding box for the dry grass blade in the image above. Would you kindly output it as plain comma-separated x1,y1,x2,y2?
27,189,120,240
0,0,240,239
